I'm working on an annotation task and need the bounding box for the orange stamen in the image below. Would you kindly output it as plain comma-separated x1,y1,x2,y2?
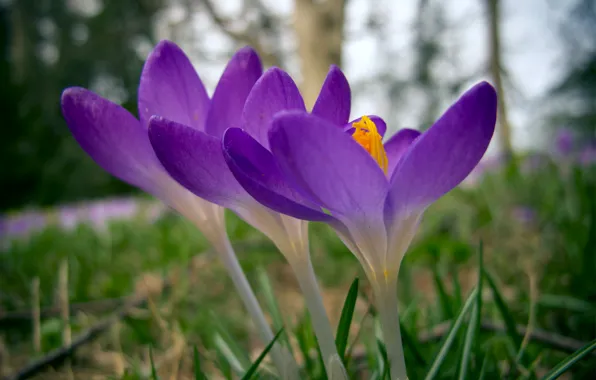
352,116,388,174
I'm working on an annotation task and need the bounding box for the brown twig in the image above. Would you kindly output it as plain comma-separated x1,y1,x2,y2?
30,278,40,355
1,240,267,380
57,260,73,380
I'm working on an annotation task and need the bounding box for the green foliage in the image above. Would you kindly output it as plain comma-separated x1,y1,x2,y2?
1,0,167,210
256,267,293,354
456,246,483,380
193,345,207,380
149,346,159,380
542,338,596,380
335,277,359,361
241,329,284,380
1,155,595,378
425,287,478,380
547,0,596,138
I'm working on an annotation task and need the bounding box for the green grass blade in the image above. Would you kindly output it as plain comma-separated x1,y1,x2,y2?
295,313,316,376
477,352,490,380
149,346,159,380
213,333,247,374
256,267,293,353
538,294,596,314
432,265,454,319
241,328,285,380
451,267,463,311
215,350,233,379
541,337,596,380
193,345,207,380
376,340,390,380
457,243,484,380
476,242,484,335
424,287,478,380
483,270,522,349
336,277,359,360
457,303,479,380
399,320,427,366
209,311,251,372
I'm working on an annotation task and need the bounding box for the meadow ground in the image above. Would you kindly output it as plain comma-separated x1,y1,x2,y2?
1,156,595,379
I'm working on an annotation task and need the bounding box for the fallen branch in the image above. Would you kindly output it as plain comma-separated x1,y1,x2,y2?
0,297,130,326
418,319,588,354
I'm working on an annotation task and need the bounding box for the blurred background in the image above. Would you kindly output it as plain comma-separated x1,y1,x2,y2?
1,0,595,378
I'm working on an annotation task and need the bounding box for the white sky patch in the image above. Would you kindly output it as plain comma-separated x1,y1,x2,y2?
155,0,564,154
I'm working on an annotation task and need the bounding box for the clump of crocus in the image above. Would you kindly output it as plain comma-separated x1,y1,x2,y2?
60,40,299,379
223,81,498,379
579,144,596,167
555,128,574,157
149,62,389,378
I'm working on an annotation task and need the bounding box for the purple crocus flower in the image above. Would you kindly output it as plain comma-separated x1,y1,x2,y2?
222,81,497,378
60,40,299,378
223,82,496,281
148,64,381,377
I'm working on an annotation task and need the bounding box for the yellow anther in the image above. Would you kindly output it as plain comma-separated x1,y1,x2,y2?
352,116,388,174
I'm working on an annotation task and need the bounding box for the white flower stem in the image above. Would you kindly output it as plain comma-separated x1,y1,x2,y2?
376,281,408,380
290,257,346,379
211,231,300,379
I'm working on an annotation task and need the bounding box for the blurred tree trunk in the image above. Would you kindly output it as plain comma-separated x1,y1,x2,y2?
486,0,514,158
10,4,28,84
294,0,346,109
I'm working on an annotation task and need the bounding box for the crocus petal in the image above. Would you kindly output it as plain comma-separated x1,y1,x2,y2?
138,40,209,130
384,128,421,177
386,81,497,216
148,116,248,207
311,65,351,125
242,67,306,149
269,111,388,221
223,128,332,221
204,47,263,138
343,115,387,138
61,87,159,194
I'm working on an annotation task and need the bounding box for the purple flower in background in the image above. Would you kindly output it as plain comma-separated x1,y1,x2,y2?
579,144,596,167
223,81,497,378
555,128,574,156
522,152,549,174
0,211,47,239
86,198,139,230
512,206,537,226
58,206,81,230
2,198,164,241
461,154,503,187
